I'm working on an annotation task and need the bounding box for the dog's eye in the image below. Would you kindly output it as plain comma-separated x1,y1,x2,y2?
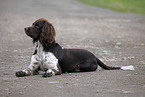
35,26,39,29
35,24,39,29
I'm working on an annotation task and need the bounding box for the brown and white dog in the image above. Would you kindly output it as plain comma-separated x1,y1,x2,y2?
15,18,133,77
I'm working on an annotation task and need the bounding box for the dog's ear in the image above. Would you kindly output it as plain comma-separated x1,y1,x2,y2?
39,21,55,46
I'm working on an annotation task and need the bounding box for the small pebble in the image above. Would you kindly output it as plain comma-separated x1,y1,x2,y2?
122,91,134,94
19,92,23,95
2,78,8,81
3,72,9,75
48,81,59,84
1,62,4,64
115,42,122,48
7,92,11,94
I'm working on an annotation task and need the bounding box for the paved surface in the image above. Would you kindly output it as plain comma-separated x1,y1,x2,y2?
0,0,145,97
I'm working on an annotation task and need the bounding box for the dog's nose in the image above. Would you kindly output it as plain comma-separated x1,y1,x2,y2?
24,27,29,31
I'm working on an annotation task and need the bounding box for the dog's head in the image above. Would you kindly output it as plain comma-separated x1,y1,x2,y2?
24,18,56,46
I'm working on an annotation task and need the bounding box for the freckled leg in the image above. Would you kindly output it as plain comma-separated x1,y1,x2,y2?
53,64,62,75
42,64,62,77
15,55,40,77
32,66,40,75
15,64,40,77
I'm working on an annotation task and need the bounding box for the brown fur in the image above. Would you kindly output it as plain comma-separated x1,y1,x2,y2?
38,18,56,46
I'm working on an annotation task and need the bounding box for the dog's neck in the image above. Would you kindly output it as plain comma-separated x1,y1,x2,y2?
36,40,43,50
36,40,56,51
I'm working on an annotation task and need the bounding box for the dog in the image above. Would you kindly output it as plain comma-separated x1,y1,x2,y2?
15,18,121,77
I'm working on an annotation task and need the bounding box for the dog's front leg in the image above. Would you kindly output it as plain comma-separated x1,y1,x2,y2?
42,69,54,77
41,57,62,77
15,55,40,77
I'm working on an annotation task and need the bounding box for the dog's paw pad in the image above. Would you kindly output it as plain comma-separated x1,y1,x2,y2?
42,73,52,77
15,71,26,77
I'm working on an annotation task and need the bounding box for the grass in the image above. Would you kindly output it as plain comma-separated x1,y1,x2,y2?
78,0,145,15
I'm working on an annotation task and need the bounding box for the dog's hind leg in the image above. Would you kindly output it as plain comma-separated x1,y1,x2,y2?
79,58,98,72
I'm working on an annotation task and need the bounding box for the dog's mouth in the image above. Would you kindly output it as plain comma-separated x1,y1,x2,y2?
25,31,33,38
24,27,32,37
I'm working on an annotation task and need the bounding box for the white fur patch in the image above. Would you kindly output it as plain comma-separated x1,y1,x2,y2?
46,69,55,75
121,65,135,71
22,69,31,75
30,41,59,74
22,41,60,76
43,52,58,69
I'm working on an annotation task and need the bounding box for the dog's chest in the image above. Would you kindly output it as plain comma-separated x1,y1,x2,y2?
35,42,58,66
37,44,45,62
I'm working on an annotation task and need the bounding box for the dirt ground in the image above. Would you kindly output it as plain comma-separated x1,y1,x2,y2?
0,0,145,97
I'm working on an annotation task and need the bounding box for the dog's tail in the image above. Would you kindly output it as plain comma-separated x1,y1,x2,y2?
96,57,120,70
96,57,135,70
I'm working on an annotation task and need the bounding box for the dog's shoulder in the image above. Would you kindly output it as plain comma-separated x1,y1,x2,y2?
32,41,64,60
46,43,64,60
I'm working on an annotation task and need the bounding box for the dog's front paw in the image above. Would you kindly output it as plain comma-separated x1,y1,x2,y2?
42,72,52,77
15,71,27,77
32,71,39,75
55,71,61,75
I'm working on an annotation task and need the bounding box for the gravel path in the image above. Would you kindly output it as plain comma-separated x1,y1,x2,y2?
0,0,145,97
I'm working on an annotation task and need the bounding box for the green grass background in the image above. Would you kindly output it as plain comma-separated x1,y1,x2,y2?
78,0,145,15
